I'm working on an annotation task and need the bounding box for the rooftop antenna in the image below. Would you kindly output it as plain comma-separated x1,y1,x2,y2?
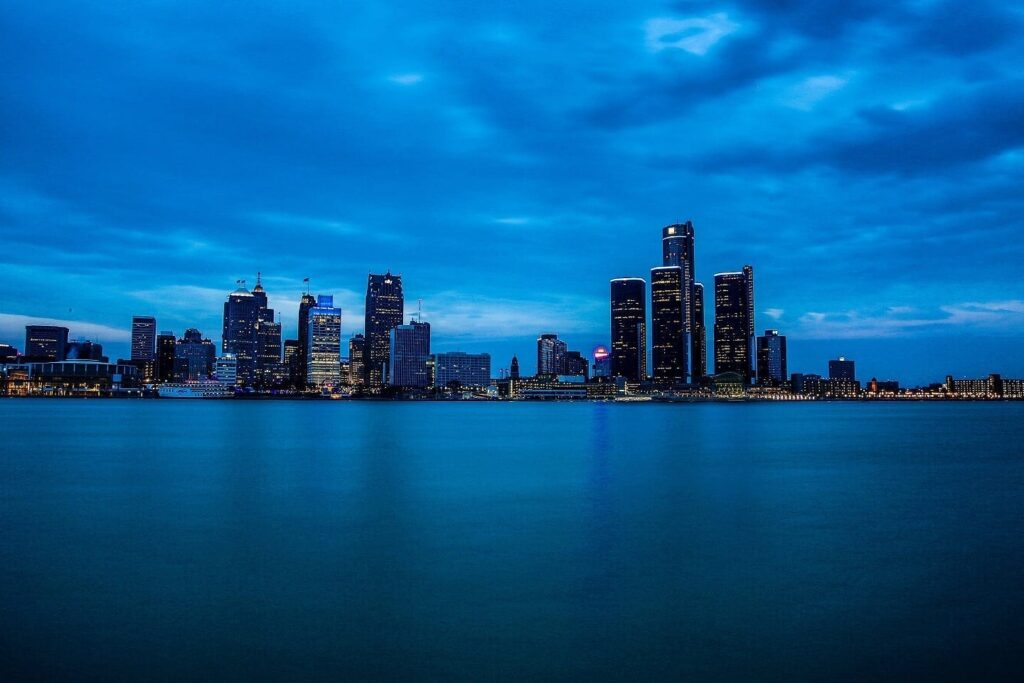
418,298,423,323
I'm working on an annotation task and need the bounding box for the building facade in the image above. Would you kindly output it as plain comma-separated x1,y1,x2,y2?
296,292,317,389
829,357,856,381
222,285,259,386
692,282,707,382
175,328,216,381
756,330,787,386
348,334,366,388
536,334,567,376
713,265,755,384
389,320,430,388
306,295,342,388
434,351,491,389
650,266,687,381
365,272,404,387
130,316,157,361
156,331,177,383
661,223,695,380
610,278,647,382
24,325,69,362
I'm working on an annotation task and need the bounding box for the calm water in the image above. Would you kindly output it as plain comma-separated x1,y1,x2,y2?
2,400,1023,681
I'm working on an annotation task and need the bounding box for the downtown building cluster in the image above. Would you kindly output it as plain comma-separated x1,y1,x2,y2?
2,221,1023,400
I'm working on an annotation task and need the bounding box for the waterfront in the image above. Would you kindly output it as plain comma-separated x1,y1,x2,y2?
2,401,1023,680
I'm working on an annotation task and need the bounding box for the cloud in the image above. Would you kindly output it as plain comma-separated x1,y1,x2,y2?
763,308,784,320
644,14,740,56
783,75,848,110
388,73,424,86
794,300,1024,339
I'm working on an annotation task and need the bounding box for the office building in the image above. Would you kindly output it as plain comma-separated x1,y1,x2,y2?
662,223,697,380
434,351,491,389
283,339,300,386
829,357,856,381
693,282,707,382
510,355,520,380
537,334,567,376
306,295,342,388
348,334,366,388
156,331,177,382
389,320,430,388
756,330,787,386
592,346,611,378
563,350,588,379
175,328,216,381
256,319,282,385
713,265,755,384
215,354,237,386
222,284,259,386
0,344,17,363
610,278,647,381
24,325,69,362
365,272,404,387
66,340,106,362
650,266,687,381
130,316,157,361
296,292,317,389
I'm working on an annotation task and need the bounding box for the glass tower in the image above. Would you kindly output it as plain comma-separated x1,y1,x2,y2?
365,272,404,387
650,266,687,381
713,265,755,384
610,278,647,382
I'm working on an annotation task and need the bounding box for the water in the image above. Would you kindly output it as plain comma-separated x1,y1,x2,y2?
2,400,1023,681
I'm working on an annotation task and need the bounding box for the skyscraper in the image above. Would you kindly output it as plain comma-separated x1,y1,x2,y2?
389,320,430,388
592,346,611,378
563,350,589,379
348,334,366,389
283,339,301,386
713,265,755,384
510,355,520,380
222,284,259,386
296,292,317,389
24,325,69,362
610,278,647,381
130,316,157,361
756,329,787,386
650,266,687,381
536,334,567,376
365,272,404,387
306,295,342,388
175,328,216,381
692,282,707,382
256,319,282,385
829,357,856,381
662,222,695,380
156,331,177,383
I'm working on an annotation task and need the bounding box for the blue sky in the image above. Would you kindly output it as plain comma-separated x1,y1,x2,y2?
1,0,1023,384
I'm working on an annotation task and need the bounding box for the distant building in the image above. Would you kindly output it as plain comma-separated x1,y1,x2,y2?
592,346,611,378
365,272,404,387
610,278,647,381
296,292,317,389
829,357,856,381
692,282,707,382
510,355,520,380
756,330,787,386
222,284,259,386
306,295,342,388
389,320,430,388
348,334,366,388
66,340,106,362
434,351,491,389
131,316,157,361
283,339,301,387
563,350,588,379
256,319,283,386
713,265,755,384
650,266,687,382
215,354,237,386
156,331,177,383
0,343,18,362
537,334,567,376
24,325,69,362
661,223,696,380
175,328,216,381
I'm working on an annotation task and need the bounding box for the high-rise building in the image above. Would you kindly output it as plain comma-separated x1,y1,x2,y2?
296,292,317,389
283,339,300,387
829,357,856,381
536,334,567,376
756,330,787,386
389,320,430,388
713,265,755,384
252,273,270,319
215,354,237,386
650,266,687,381
365,272,404,387
662,223,696,380
306,295,342,388
24,325,68,362
0,344,17,362
692,282,707,382
66,340,106,362
592,346,611,378
156,331,177,383
563,350,589,379
222,284,259,386
175,328,216,381
610,278,647,381
256,319,282,385
434,352,491,389
510,355,520,380
348,334,366,388
130,316,157,361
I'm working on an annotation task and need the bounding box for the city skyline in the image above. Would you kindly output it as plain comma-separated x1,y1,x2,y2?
2,2,1024,384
